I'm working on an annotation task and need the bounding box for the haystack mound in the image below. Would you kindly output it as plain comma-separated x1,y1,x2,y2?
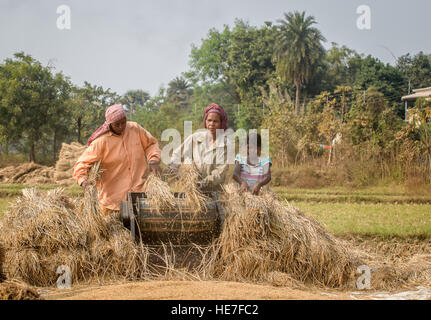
0,163,55,185
54,142,87,186
0,186,149,287
0,280,42,300
199,183,363,289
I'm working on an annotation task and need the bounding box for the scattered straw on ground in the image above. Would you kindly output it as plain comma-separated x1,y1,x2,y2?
0,280,42,300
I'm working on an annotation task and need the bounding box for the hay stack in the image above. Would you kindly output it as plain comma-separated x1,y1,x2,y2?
54,142,87,186
0,280,42,300
0,163,55,185
0,163,149,287
200,184,362,288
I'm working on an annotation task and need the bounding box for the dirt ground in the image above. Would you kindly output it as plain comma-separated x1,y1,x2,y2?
41,280,431,300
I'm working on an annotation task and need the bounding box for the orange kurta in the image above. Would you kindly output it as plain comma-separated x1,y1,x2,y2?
73,121,161,210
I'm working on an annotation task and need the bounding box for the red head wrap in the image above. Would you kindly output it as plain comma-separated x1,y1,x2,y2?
203,103,228,130
87,104,126,146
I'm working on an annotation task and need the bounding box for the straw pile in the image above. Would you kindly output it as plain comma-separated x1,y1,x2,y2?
0,163,55,185
54,142,87,186
0,280,42,300
344,235,431,290
0,163,149,287
199,183,363,289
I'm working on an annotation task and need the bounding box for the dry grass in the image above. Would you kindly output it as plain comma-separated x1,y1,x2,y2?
0,243,4,282
198,183,362,289
143,174,176,214
0,280,42,300
341,235,431,290
0,163,55,185
175,165,209,214
54,142,87,186
143,165,209,215
0,162,150,287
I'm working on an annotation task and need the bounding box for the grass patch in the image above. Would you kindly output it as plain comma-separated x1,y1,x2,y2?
0,184,82,197
275,186,431,204
292,201,431,238
0,197,15,220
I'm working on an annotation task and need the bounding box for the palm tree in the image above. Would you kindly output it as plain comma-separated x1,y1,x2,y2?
167,76,193,109
121,90,150,116
274,11,326,114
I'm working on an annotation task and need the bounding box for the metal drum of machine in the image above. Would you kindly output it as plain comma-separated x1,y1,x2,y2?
120,192,225,245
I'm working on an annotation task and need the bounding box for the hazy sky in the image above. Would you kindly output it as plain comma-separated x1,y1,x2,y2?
0,0,430,96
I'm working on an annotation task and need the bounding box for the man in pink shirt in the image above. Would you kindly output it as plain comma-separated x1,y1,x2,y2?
73,104,161,213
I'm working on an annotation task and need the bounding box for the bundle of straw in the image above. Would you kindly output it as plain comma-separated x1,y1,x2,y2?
175,164,208,214
199,183,362,288
143,174,175,214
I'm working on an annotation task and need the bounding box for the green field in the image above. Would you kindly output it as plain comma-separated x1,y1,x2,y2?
1,184,431,238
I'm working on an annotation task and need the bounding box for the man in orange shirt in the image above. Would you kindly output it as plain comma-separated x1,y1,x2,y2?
73,104,161,213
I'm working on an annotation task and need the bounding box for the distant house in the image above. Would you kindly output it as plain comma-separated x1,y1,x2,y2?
401,87,431,122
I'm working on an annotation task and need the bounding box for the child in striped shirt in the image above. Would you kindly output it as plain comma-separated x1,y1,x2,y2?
233,133,272,195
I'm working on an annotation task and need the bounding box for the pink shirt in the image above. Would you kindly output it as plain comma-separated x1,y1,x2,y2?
73,121,161,210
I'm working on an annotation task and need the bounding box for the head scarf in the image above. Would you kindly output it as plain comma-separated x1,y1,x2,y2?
203,103,228,130
87,104,126,146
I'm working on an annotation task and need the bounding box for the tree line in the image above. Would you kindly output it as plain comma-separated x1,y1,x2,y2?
1,11,431,183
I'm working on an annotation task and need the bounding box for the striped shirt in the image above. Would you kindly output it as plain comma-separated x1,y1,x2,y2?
235,154,272,189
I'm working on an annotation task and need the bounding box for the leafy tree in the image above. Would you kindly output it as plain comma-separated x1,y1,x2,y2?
0,52,71,162
70,82,119,144
324,43,362,89
352,55,405,115
187,19,278,129
397,52,431,90
274,11,326,114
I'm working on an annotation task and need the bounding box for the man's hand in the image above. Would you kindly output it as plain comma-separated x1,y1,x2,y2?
251,183,262,195
149,160,161,175
240,181,249,193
